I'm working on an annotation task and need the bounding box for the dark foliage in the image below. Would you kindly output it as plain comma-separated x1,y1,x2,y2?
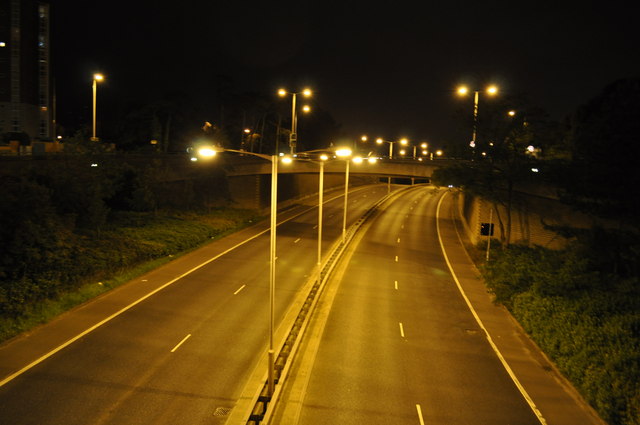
483,244,639,425
558,78,640,226
0,156,232,317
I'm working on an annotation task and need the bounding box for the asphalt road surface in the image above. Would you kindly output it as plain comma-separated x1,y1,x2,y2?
271,186,603,425
0,184,390,425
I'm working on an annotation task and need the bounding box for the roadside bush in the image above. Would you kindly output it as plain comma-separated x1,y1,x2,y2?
483,244,640,425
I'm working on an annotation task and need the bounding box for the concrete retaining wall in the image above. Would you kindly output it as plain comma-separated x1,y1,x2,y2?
455,190,599,249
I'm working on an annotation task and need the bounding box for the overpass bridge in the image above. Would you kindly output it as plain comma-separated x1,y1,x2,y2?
215,156,456,209
221,156,455,179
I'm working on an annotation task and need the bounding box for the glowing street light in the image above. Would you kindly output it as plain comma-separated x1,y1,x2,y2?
91,73,104,141
278,88,312,154
457,84,499,151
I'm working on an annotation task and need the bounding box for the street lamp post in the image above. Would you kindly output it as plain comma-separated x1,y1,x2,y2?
195,146,279,396
331,148,353,243
91,73,104,141
342,154,350,242
317,154,327,286
278,88,312,154
288,149,350,287
457,85,498,154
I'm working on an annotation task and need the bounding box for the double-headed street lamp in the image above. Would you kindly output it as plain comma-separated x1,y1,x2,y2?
375,137,408,159
375,138,408,193
91,73,104,141
290,148,351,287
278,88,312,154
457,84,498,151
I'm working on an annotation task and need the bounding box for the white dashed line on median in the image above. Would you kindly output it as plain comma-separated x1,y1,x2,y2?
416,404,425,425
170,334,191,353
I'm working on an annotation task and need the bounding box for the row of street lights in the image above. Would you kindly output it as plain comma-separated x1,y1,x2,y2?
359,136,443,160
89,77,496,157
195,144,374,397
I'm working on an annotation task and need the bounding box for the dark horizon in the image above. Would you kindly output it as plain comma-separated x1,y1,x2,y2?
49,1,639,146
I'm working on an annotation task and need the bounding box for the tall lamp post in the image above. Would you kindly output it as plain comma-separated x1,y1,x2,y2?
457,84,498,153
91,73,104,141
289,147,360,287
278,88,312,154
335,148,353,242
195,146,281,397
317,154,327,286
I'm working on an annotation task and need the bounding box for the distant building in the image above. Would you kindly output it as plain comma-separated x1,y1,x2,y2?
0,0,53,143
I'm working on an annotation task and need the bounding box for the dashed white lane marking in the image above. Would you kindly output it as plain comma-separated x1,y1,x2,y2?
170,334,191,353
234,285,246,295
416,404,425,425
399,322,405,338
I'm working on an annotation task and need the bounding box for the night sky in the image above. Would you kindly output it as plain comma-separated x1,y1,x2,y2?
50,0,639,146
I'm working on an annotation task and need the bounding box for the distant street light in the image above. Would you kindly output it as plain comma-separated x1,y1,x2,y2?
91,73,104,141
375,137,408,159
457,84,498,152
278,88,312,154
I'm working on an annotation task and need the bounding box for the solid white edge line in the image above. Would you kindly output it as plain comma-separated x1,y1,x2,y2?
234,284,247,295
416,404,425,425
170,334,191,353
435,191,548,425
